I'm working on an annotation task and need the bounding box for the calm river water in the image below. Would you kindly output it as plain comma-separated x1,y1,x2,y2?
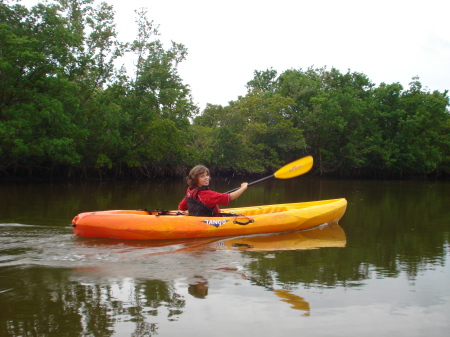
0,177,449,336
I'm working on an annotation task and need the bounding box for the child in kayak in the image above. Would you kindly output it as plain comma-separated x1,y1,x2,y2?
178,165,248,216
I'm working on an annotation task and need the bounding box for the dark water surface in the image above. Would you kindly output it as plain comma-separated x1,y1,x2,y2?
1,178,449,336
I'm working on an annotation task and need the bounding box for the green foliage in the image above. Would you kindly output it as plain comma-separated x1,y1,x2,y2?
126,119,185,167
0,1,448,179
272,67,450,177
192,91,307,174
246,68,278,93
0,0,196,179
185,124,215,166
0,1,83,170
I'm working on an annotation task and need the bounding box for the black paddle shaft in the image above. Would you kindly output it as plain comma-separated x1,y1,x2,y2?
225,174,274,194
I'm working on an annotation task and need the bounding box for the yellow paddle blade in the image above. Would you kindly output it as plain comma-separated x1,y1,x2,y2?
273,156,313,179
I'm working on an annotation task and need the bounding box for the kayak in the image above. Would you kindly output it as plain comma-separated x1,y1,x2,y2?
71,198,347,240
72,199,347,240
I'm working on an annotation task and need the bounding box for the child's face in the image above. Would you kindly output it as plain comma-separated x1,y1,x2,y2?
196,172,210,187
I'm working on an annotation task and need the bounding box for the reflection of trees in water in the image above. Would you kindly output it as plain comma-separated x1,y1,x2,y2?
0,266,185,336
140,279,185,320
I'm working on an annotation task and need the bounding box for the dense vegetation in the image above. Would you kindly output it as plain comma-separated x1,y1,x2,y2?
1,0,449,180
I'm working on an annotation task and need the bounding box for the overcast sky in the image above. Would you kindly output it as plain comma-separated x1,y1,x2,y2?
21,0,450,110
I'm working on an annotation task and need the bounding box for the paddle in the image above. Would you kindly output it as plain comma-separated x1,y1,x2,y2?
225,156,313,193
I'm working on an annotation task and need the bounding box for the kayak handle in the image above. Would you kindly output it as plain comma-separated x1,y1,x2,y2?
233,218,255,225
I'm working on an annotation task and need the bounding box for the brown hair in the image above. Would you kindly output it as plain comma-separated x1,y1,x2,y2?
187,165,210,188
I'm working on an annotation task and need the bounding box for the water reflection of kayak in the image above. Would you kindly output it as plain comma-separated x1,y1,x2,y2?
70,224,346,300
273,289,311,316
71,199,347,240
210,223,346,252
72,223,346,256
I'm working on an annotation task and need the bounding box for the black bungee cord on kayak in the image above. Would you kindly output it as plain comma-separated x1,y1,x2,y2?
142,204,254,225
143,209,185,216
